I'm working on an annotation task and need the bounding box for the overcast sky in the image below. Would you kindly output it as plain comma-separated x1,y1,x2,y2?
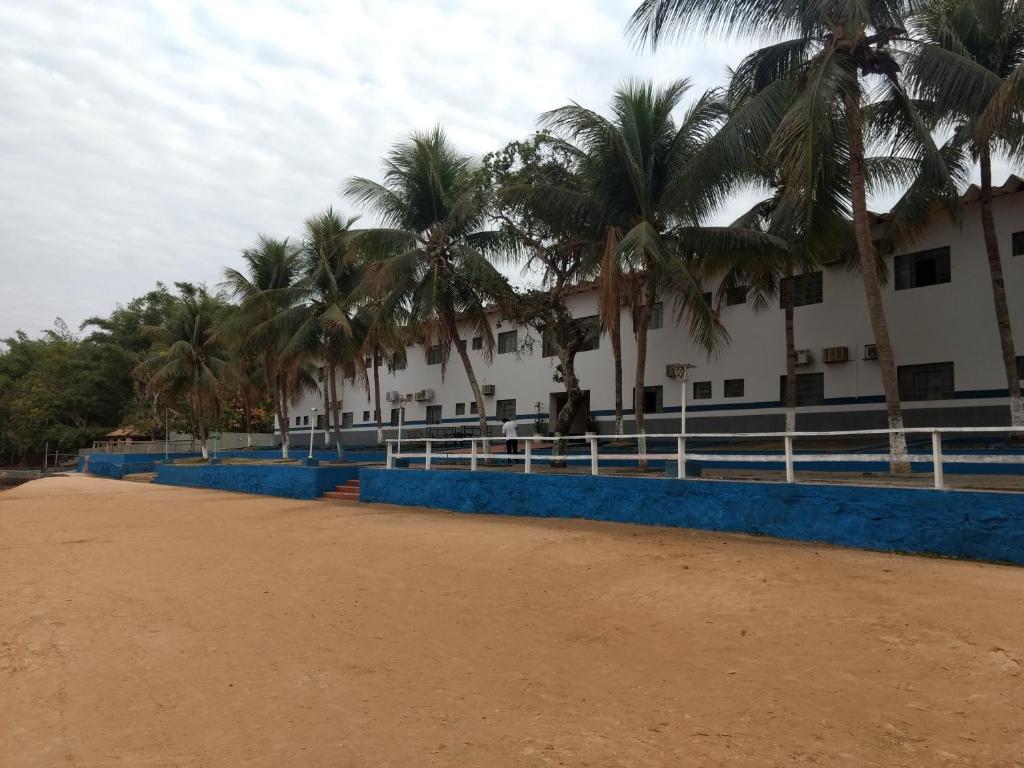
0,1,1008,342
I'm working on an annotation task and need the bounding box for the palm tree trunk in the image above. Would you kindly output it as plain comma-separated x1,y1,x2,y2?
553,346,586,467
444,311,491,462
373,351,384,446
610,308,624,436
278,387,291,460
979,142,1023,430
783,261,797,434
241,389,253,448
322,365,332,454
633,300,653,468
845,92,909,471
329,366,344,460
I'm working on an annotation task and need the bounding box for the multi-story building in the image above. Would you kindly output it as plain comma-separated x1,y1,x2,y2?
282,178,1024,447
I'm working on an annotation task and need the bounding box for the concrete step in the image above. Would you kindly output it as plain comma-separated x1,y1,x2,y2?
322,490,360,502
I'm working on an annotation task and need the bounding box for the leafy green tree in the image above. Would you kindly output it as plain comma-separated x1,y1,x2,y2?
345,126,513,444
628,0,957,469
485,134,600,457
906,0,1024,428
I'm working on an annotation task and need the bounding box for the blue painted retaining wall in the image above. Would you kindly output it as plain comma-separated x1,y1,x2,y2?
154,463,361,499
359,469,1024,565
80,452,196,479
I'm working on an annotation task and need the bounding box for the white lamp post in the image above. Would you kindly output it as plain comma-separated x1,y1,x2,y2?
396,395,411,456
308,406,318,460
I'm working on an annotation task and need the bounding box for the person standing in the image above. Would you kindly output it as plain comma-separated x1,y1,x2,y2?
501,417,519,465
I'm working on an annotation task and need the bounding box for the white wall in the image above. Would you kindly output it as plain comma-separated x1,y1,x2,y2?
282,190,1024,443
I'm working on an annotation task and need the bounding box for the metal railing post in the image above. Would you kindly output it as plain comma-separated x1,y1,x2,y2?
931,430,944,490
425,440,432,471
589,436,599,476
784,435,795,484
524,439,532,474
677,436,685,480
470,439,478,472
386,441,393,469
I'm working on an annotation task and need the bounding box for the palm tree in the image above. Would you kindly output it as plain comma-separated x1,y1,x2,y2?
344,127,513,447
628,0,957,469
906,0,1024,429
285,208,365,458
222,236,304,458
137,287,228,459
541,79,768,441
356,301,409,447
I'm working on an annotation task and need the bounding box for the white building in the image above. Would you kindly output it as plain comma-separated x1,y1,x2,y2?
283,179,1024,447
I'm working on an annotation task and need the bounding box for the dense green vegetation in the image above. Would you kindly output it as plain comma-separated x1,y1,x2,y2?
2,0,1021,467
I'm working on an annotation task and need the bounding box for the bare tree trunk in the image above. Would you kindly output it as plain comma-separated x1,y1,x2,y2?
445,311,491,463
979,142,1023,430
783,261,797,434
373,351,384,446
553,346,586,467
845,92,908,471
329,366,344,460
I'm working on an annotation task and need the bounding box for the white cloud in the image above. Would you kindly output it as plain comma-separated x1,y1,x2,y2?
0,0,1003,340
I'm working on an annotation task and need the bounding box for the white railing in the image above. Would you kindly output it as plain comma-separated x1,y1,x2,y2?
384,427,1024,490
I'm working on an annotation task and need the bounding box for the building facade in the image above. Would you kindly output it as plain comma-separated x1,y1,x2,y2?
282,179,1024,447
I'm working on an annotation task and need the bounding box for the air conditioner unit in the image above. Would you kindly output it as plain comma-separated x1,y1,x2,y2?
413,389,434,402
863,344,879,361
482,384,496,396
385,391,400,402
822,346,849,364
796,349,813,366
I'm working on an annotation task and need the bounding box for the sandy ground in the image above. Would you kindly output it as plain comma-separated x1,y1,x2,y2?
2,475,1023,768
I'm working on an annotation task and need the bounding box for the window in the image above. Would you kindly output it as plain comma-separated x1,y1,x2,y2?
496,399,517,420
1012,232,1024,257
693,381,712,400
1018,355,1024,380
702,291,713,307
726,285,748,306
391,355,407,371
294,416,301,427
578,315,600,351
317,366,324,382
724,379,744,398
781,272,823,308
632,386,663,413
303,415,309,426
342,412,353,429
649,302,664,330
895,247,951,290
426,405,442,424
898,362,954,401
498,330,518,354
316,414,324,430
470,401,478,415
779,373,824,406
472,336,483,350
455,402,466,416
362,410,370,422
427,345,443,366
364,357,372,369
390,408,400,426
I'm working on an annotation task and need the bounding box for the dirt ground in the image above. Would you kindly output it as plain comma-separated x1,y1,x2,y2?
2,476,1023,767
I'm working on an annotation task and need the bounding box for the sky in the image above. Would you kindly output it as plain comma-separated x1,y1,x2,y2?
0,1,1010,342
0,0,757,340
